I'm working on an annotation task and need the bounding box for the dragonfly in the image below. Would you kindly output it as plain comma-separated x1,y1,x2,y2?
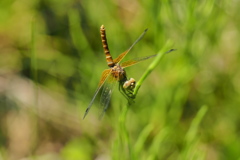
83,25,173,119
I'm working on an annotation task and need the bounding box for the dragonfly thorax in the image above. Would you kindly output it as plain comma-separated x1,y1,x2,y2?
111,64,126,81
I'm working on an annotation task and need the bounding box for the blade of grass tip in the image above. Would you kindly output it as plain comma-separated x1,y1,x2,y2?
185,105,208,145
133,40,175,97
133,124,154,159
146,127,169,160
180,105,208,160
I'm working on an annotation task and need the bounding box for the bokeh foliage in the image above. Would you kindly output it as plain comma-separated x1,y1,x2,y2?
0,0,240,159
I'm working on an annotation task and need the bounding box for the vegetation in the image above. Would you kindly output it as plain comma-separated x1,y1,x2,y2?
0,0,240,159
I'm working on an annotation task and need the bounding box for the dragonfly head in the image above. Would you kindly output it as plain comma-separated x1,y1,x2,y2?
123,78,136,90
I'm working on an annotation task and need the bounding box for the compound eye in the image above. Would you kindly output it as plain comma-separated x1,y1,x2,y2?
131,81,136,89
129,82,135,90
123,80,130,89
123,78,136,90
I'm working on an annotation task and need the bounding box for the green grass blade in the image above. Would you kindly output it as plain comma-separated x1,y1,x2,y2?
180,105,208,160
133,40,175,97
133,124,154,159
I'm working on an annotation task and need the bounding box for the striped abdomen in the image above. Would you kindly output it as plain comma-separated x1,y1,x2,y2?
100,25,114,67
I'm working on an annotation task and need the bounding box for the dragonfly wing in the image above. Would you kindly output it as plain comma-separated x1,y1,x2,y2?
113,29,148,64
121,54,157,68
121,49,176,68
83,69,111,119
99,74,117,119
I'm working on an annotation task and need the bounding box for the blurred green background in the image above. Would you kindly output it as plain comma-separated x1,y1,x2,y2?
0,0,240,159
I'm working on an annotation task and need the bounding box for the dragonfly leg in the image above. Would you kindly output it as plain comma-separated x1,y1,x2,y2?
119,81,135,104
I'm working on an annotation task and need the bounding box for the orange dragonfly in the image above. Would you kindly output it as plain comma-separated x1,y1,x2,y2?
83,25,173,119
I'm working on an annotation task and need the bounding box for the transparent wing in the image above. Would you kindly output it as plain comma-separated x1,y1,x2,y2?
121,49,176,68
99,74,117,119
113,29,148,64
83,69,111,119
121,54,157,68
